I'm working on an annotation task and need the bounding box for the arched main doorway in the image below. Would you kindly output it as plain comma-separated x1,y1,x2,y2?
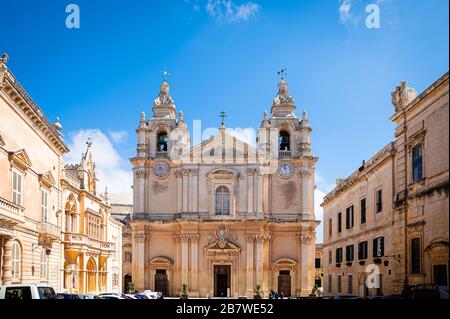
86,258,97,294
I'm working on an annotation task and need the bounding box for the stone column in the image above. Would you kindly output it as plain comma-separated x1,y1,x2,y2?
190,235,199,297
257,171,263,213
1,238,13,285
297,233,312,296
176,170,183,213
255,236,264,288
134,233,147,291
247,170,254,213
181,235,189,288
182,170,189,213
192,170,199,213
245,235,254,297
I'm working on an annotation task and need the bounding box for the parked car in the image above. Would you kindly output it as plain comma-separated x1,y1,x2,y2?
124,294,138,299
411,284,446,300
140,290,163,299
56,293,81,299
79,294,100,299
134,293,150,299
98,293,135,299
0,284,58,300
98,294,126,300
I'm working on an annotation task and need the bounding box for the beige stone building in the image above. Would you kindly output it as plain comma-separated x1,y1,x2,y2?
129,77,320,298
61,141,123,294
0,53,123,294
315,244,323,289
0,53,68,290
322,72,449,297
111,203,133,292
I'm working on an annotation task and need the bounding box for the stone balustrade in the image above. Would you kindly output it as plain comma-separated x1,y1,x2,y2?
0,196,25,224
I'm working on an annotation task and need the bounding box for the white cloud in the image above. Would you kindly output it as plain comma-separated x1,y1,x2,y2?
108,130,128,144
206,0,260,22
65,129,133,204
314,171,336,243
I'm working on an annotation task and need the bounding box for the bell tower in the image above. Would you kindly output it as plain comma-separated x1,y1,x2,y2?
131,76,190,214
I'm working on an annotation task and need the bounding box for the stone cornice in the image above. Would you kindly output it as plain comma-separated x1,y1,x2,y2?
321,142,396,207
1,69,69,154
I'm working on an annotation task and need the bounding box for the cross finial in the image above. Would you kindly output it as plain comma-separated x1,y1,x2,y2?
219,111,227,126
161,66,171,82
86,137,93,148
277,68,287,80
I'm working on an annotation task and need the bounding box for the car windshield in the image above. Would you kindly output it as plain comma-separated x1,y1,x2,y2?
38,287,57,299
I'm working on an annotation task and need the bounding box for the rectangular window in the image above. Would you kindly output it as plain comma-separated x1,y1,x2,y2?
358,241,368,260
315,258,321,269
411,238,421,274
12,171,23,205
41,190,48,222
328,274,332,293
412,144,423,182
328,250,332,264
337,275,342,293
346,206,354,229
337,212,342,233
328,218,333,238
376,190,382,213
348,275,353,294
40,249,47,280
336,248,343,264
346,245,354,262
360,198,366,224
373,237,385,257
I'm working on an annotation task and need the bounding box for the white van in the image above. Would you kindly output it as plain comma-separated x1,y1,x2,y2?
0,284,58,299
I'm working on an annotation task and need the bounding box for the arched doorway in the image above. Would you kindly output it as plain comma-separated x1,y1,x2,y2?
124,274,132,293
86,258,97,294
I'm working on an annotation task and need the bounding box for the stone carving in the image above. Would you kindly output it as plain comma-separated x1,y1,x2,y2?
273,80,294,105
152,182,168,194
136,170,147,179
154,81,175,107
391,81,417,112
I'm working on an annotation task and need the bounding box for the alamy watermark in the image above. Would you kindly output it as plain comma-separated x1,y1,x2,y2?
65,4,80,29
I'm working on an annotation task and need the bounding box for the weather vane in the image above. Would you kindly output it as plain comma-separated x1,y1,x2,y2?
277,68,287,80
161,66,171,82
219,111,227,126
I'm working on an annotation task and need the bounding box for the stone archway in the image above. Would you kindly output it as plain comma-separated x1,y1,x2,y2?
86,258,97,294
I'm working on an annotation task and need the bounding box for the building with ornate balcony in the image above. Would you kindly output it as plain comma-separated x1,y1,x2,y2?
61,140,123,294
0,53,69,289
322,72,449,297
129,76,320,298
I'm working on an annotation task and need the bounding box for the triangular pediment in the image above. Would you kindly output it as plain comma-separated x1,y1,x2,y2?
204,239,241,252
180,131,262,164
9,149,32,170
39,171,56,188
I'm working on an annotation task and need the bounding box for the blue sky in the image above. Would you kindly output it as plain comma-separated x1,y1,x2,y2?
1,0,448,242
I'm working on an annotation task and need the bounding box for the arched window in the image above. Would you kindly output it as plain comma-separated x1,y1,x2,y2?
157,132,168,152
11,241,21,281
215,186,230,215
40,249,47,280
279,131,290,151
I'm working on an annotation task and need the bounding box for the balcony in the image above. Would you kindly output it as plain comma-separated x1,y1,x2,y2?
278,150,291,158
37,222,61,242
0,196,25,225
64,233,88,250
156,151,168,159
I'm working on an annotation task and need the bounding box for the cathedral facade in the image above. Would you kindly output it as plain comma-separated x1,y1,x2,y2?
129,77,319,298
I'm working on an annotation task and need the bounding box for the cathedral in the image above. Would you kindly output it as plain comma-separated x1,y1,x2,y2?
129,76,319,298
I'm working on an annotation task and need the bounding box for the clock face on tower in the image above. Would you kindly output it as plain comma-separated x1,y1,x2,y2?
278,162,294,178
154,162,170,177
